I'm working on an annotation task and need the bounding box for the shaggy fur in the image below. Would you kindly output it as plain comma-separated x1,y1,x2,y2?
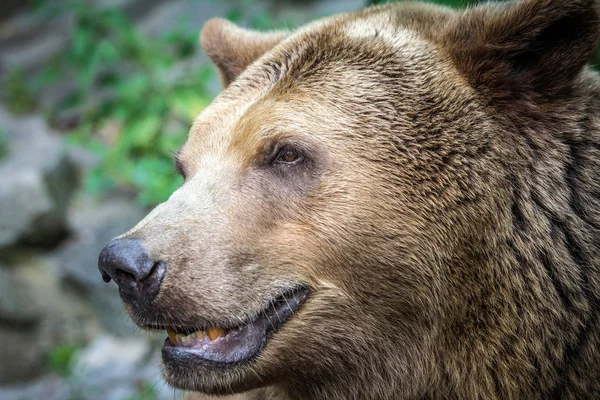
113,0,600,398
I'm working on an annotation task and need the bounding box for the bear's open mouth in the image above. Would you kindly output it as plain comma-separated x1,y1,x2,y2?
161,287,309,365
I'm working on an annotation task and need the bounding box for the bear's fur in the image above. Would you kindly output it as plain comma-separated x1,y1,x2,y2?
114,0,600,398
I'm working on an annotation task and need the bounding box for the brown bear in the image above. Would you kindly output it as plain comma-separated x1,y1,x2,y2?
98,0,600,398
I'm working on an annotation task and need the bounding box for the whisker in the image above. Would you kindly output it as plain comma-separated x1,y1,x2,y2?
271,300,282,323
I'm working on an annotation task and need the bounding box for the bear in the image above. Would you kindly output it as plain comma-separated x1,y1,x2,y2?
98,0,600,399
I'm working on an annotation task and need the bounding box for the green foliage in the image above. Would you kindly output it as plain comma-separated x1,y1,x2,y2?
3,68,36,114
0,129,7,159
225,0,294,30
47,343,81,377
30,1,215,206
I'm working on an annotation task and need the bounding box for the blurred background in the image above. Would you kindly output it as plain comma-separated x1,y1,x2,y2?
0,0,598,399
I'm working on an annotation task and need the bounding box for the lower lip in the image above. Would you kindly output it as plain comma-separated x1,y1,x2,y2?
161,321,267,365
161,339,262,372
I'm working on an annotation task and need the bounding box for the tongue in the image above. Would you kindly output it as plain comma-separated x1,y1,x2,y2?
166,320,267,363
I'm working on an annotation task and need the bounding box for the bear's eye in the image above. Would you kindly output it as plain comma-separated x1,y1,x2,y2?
274,148,303,165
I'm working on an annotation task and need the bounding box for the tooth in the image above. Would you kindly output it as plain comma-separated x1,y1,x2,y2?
175,333,185,344
196,330,206,340
207,327,225,340
166,327,177,345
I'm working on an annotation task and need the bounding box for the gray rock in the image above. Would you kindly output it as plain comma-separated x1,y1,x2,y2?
0,341,182,400
0,375,69,400
269,0,364,23
88,284,138,337
0,32,67,75
69,334,183,400
0,254,98,384
0,264,46,383
0,344,183,400
75,334,151,377
0,322,48,384
58,195,146,288
0,8,71,76
0,106,78,249
308,0,365,17
0,265,40,324
56,195,147,336
135,0,230,39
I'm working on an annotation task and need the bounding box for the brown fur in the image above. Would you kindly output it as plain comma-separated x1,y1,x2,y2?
116,0,600,398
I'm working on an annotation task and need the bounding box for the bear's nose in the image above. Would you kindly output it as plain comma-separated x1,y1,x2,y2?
98,238,166,300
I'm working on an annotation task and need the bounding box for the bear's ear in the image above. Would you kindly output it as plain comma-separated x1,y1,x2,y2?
200,18,289,87
442,0,600,99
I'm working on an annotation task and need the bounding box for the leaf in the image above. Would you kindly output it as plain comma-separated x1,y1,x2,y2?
30,57,61,91
225,8,244,24
119,115,162,150
3,68,36,114
0,129,8,159
116,73,150,103
169,90,211,123
47,343,81,377
427,0,471,8
71,27,93,64
84,168,116,195
95,39,121,64
131,157,182,205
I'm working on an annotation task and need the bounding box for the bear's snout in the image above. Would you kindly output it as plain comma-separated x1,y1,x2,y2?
98,237,167,302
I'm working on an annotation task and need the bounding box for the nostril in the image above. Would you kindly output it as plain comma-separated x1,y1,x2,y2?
100,270,112,283
116,261,159,285
141,260,167,297
152,261,167,282
147,261,159,280
116,269,137,284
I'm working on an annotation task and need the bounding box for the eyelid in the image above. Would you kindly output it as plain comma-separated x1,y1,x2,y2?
269,137,304,156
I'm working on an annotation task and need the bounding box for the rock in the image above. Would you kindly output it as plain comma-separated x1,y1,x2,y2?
0,8,71,76
0,321,47,384
308,0,365,16
59,195,147,289
87,285,138,337
69,334,179,400
0,264,46,383
0,32,67,75
56,195,147,336
0,264,40,324
75,334,151,374
0,255,98,384
271,0,364,24
0,343,182,400
135,0,229,39
0,106,78,249
0,375,69,400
